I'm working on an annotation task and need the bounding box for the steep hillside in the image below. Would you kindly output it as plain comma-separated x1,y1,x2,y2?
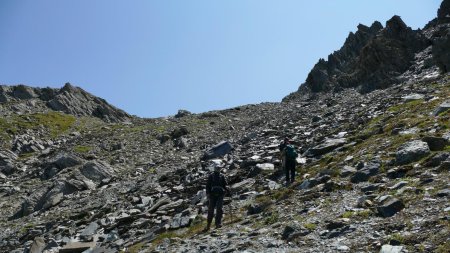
1,1,449,253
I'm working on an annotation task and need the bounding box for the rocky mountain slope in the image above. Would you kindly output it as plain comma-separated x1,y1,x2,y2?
1,1,449,253
284,0,450,99
0,83,131,123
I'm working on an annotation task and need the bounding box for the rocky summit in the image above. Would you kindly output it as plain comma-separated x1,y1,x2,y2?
1,1,449,253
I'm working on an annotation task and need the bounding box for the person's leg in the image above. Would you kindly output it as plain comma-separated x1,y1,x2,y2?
215,195,224,228
285,161,290,185
290,162,296,183
206,196,217,230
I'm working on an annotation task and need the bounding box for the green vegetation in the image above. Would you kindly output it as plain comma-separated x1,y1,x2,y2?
73,145,92,153
342,210,371,219
303,223,317,230
272,188,294,202
0,112,76,140
149,216,208,250
388,233,406,244
126,242,144,253
18,152,35,160
263,212,279,225
435,241,450,253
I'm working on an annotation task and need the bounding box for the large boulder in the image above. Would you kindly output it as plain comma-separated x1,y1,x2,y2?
396,140,430,165
422,136,449,151
377,198,405,217
202,141,233,160
306,138,346,157
42,153,82,179
379,245,403,253
12,85,38,100
433,101,450,116
351,161,380,183
29,237,46,253
174,109,192,118
80,161,115,184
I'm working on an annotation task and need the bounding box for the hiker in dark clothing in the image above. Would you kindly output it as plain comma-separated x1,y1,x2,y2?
204,165,229,231
280,137,298,185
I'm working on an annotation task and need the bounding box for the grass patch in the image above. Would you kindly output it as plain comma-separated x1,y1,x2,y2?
435,241,450,253
272,188,294,202
304,223,317,230
263,212,279,225
0,112,76,140
18,152,35,160
388,233,405,244
73,145,92,153
342,210,371,219
126,242,144,253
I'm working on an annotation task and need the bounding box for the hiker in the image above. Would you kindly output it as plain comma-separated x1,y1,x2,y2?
279,137,298,185
204,164,229,231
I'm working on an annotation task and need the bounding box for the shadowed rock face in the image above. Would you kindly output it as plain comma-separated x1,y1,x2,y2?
285,0,450,101
285,16,430,99
0,83,131,122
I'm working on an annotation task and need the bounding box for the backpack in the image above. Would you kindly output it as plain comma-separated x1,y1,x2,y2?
285,145,298,160
210,173,225,196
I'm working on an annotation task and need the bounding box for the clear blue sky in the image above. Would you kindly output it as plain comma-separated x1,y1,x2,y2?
0,0,442,118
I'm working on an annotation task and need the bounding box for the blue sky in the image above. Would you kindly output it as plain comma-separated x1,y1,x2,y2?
0,0,442,118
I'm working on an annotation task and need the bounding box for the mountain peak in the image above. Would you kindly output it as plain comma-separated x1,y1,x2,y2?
283,10,444,101
0,84,131,122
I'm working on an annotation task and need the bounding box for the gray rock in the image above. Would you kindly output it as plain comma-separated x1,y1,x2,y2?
361,184,381,193
59,241,96,253
43,238,58,251
170,213,191,229
340,166,356,177
433,101,450,116
424,152,450,167
30,237,46,253
12,85,38,100
306,138,346,156
422,136,449,151
377,198,405,217
170,126,189,139
267,180,281,190
388,181,408,190
298,178,319,190
80,161,114,184
173,137,189,149
281,223,310,240
46,83,131,122
436,189,450,197
175,109,192,118
80,222,99,241
203,141,233,160
402,94,424,101
351,162,380,183
256,163,275,171
379,245,403,253
396,140,430,165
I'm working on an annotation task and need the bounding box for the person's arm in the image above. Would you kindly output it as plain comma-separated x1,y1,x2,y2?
222,175,230,195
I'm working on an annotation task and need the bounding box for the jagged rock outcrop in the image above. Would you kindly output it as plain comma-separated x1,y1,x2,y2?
285,0,450,101
0,83,131,122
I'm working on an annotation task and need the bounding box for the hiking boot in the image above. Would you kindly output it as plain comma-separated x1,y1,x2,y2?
215,224,222,229
202,225,210,232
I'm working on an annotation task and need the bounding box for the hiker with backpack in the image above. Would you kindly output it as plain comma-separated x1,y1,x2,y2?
204,164,230,231
279,137,298,186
